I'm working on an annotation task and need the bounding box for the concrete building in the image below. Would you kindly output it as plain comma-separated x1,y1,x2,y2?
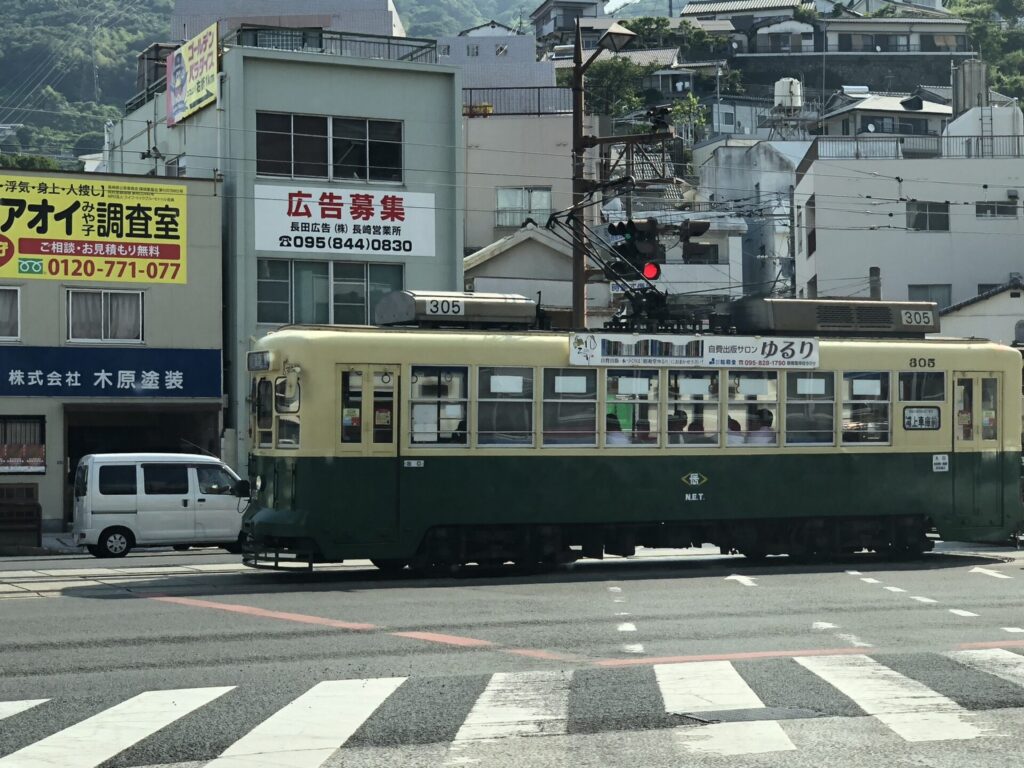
818,88,952,138
794,123,1024,307
105,27,462,470
940,279,1024,347
700,139,812,293
438,22,556,91
0,169,222,531
171,0,406,40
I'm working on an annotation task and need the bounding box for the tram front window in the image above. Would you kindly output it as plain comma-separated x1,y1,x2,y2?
255,379,273,447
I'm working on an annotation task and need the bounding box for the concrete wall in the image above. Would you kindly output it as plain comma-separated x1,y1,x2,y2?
171,0,406,39
437,34,555,89
795,157,1024,305
941,291,1024,345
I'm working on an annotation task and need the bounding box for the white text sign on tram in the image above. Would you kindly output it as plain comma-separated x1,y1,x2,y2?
254,184,436,257
569,333,819,369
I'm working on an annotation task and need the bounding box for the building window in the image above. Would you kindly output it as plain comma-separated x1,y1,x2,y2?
256,112,403,183
682,243,722,265
785,372,834,445
496,187,551,227
257,259,403,325
495,44,509,56
0,287,19,339
727,371,778,445
906,201,949,232
1016,320,1024,345
67,290,143,342
842,372,890,443
478,367,534,445
908,284,951,309
410,366,468,445
438,44,450,56
467,44,479,56
0,416,45,473
333,118,403,183
975,201,1017,218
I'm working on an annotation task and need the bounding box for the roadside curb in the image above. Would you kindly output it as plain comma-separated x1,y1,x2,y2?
0,546,77,557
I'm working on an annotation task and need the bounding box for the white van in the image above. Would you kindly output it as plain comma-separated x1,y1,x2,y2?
72,453,250,558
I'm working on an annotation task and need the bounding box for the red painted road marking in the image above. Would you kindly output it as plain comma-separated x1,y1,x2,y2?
390,631,495,648
504,648,583,662
593,646,867,667
150,595,377,631
957,639,1024,650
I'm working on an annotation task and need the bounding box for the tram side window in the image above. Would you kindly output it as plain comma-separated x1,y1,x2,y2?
274,377,300,448
543,369,596,445
785,372,835,445
478,367,534,446
668,371,718,445
899,372,944,401
981,377,998,440
255,379,273,448
605,370,659,446
727,372,778,445
410,366,468,445
842,372,890,443
341,370,364,443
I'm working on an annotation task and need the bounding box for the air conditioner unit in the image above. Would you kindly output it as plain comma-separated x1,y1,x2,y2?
1007,189,1019,199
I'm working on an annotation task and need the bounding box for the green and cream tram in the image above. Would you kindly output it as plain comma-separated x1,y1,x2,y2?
242,294,1023,570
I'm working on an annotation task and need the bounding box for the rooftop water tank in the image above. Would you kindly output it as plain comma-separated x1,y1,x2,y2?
774,78,803,110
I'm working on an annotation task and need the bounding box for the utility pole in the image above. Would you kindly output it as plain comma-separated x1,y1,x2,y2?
571,24,588,329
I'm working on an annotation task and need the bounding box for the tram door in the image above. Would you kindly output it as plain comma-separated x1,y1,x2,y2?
338,365,400,542
952,372,1003,528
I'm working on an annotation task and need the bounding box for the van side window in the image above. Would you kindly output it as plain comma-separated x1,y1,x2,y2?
143,464,189,495
198,466,236,495
74,463,89,498
99,465,136,495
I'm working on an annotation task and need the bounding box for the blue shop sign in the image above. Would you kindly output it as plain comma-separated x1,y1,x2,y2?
0,347,221,398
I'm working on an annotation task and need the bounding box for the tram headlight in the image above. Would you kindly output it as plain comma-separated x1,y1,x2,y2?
254,475,263,491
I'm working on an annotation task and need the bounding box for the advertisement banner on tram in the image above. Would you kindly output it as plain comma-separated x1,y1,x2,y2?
0,175,187,284
570,333,819,368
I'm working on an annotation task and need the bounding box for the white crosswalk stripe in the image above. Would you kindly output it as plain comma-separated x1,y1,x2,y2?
205,678,405,768
656,660,796,756
796,654,980,742
0,686,234,768
0,700,47,722
6,651,1024,766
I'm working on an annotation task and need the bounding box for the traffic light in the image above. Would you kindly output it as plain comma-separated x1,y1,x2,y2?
680,220,711,240
606,218,665,281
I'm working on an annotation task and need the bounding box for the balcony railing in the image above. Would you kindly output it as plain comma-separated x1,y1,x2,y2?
463,87,572,117
817,135,1024,159
744,43,973,54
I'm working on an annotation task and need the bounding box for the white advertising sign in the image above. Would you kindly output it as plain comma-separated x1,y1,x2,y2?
569,333,819,369
254,184,435,257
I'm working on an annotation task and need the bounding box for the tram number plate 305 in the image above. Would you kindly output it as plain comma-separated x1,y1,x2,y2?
426,298,464,316
901,309,934,326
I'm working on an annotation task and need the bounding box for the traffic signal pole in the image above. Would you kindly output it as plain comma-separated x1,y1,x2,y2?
571,28,588,329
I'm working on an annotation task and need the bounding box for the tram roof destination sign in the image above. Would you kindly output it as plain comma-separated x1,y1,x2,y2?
569,332,819,369
0,174,187,284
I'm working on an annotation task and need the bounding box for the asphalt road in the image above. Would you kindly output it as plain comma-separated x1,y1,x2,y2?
2,543,1024,767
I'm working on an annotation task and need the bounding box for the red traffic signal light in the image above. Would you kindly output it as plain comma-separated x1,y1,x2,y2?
641,262,661,280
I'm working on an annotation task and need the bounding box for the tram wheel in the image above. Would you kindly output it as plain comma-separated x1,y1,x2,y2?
371,558,409,574
742,550,768,562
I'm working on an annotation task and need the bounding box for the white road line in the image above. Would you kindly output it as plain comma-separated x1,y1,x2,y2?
884,586,907,593
1003,627,1024,634
724,574,757,587
450,670,572,742
0,699,47,721
812,621,838,630
0,686,234,768
621,644,645,654
796,655,979,742
860,578,881,584
617,623,637,632
608,586,622,593
836,633,873,648
613,598,626,603
207,678,404,768
675,720,797,756
949,609,979,617
655,661,764,713
614,612,631,617
910,596,938,604
845,570,863,576
970,566,1012,580
949,648,1024,688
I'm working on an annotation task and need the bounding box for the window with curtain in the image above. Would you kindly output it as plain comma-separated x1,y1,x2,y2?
496,187,552,227
68,290,142,342
906,201,949,232
0,287,19,338
0,416,45,473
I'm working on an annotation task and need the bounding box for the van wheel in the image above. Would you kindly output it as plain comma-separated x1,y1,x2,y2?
99,528,133,558
223,535,245,555
172,545,191,551
86,545,104,558
371,558,408,574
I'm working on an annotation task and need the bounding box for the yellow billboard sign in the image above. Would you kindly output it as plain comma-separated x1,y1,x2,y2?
166,22,219,126
0,175,188,284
